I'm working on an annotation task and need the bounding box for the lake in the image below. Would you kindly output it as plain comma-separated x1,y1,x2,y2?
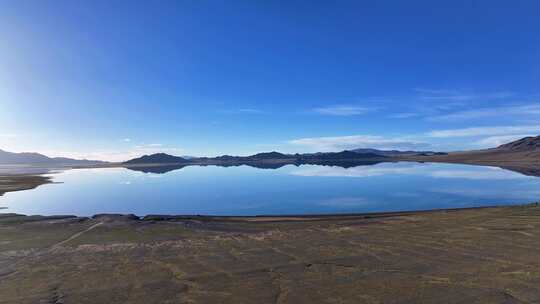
1,162,540,216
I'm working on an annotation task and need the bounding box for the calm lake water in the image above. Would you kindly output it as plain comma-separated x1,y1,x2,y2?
2,162,540,216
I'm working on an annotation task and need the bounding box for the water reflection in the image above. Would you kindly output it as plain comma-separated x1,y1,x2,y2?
123,161,540,179
1,162,540,216
291,163,529,180
124,160,385,174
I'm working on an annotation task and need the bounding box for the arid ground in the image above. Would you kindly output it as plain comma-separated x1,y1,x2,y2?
2,204,540,303
0,174,51,198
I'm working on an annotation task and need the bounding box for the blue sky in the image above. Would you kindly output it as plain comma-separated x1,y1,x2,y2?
1,0,539,161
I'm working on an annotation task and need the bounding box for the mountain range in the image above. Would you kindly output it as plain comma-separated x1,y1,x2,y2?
408,135,540,160
124,153,190,165
2,135,540,168
497,136,540,151
0,149,106,166
123,136,540,174
351,148,445,157
402,135,540,177
123,150,393,166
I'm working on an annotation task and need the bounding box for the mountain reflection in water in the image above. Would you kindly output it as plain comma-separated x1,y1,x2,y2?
2,162,540,216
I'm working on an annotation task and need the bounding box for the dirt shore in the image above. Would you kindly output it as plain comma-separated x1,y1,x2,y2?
1,204,540,303
0,175,51,197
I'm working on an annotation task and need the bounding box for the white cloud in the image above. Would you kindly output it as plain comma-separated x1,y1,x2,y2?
221,108,264,114
238,108,263,113
0,134,17,138
121,138,131,142
388,112,419,119
427,125,540,138
134,143,164,149
313,105,376,116
474,134,535,147
429,104,540,121
414,88,514,102
289,135,427,152
414,88,460,95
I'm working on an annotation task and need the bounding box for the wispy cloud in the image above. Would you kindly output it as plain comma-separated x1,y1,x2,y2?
428,104,540,121
388,112,419,119
290,125,540,153
0,134,17,138
313,105,377,116
289,135,428,152
221,108,264,114
238,108,263,114
388,103,465,120
474,134,535,148
427,125,540,138
414,88,460,95
40,144,184,163
121,138,131,142
415,88,514,102
384,88,522,121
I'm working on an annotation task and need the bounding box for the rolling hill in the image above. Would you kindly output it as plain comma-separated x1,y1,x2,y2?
123,153,190,165
123,150,389,168
0,149,106,166
403,135,540,165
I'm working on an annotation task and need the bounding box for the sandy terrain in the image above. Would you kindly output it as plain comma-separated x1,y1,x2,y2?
0,175,51,197
1,205,540,303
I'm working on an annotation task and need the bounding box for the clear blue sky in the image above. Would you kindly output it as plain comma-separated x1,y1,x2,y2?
1,0,539,161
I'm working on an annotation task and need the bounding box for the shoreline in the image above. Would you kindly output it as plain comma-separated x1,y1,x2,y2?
0,203,522,223
0,174,52,197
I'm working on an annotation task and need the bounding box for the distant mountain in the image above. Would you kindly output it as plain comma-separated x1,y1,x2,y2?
124,150,388,166
211,155,243,161
126,164,189,174
300,150,384,160
194,152,295,162
497,135,540,151
0,149,51,164
247,152,295,160
124,153,190,165
351,148,442,157
0,149,106,166
402,135,540,165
